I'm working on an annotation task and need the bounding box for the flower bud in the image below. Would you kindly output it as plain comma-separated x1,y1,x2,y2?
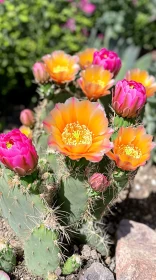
20,109,35,127
32,62,50,84
89,173,110,192
92,48,122,77
0,129,38,176
112,79,146,118
19,125,33,139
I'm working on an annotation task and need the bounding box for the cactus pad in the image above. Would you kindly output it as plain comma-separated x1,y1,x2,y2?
0,241,16,273
58,176,88,224
0,170,46,239
24,225,60,277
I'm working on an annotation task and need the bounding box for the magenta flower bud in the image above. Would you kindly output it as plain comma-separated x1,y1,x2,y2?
89,173,110,192
112,79,146,118
0,129,38,176
32,62,49,84
92,48,122,77
20,109,35,127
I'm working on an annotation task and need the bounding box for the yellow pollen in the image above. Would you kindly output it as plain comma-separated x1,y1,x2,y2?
130,85,134,89
6,141,13,149
53,65,68,73
92,79,105,87
62,122,92,146
104,54,108,58
119,144,142,159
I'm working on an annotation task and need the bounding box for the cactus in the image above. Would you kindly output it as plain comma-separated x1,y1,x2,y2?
62,254,81,275
0,240,16,273
0,47,155,278
24,225,60,277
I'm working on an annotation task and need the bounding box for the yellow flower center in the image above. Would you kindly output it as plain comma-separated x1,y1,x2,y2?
62,122,92,146
6,140,13,149
92,79,106,87
53,66,68,73
119,144,142,159
104,54,108,58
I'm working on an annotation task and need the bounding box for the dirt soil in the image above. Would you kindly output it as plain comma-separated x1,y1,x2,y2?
0,163,156,280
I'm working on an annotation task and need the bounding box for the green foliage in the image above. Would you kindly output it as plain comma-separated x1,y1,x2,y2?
0,0,93,95
24,225,60,277
90,0,156,50
0,242,16,273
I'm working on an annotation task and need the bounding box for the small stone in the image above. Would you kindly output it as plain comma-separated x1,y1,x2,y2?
105,256,111,265
81,245,91,260
90,249,99,260
116,219,156,280
151,179,156,186
79,262,114,280
135,183,141,190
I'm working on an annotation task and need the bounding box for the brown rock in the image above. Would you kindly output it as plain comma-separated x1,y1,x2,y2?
116,219,156,280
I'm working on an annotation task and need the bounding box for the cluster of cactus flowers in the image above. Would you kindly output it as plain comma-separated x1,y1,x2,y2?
0,47,156,279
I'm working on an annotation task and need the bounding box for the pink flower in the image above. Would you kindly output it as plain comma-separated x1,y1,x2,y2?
92,48,122,77
0,129,38,176
112,80,146,118
32,62,50,84
0,0,5,3
63,18,76,32
79,0,96,14
89,173,110,192
20,109,35,127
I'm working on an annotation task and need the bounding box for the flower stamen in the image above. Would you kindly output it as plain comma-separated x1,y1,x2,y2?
53,66,68,73
62,122,92,146
6,140,14,149
119,144,142,159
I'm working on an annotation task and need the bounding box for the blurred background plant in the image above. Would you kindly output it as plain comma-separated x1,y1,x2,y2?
0,0,156,160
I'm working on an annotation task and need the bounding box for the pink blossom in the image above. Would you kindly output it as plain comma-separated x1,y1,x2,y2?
0,0,5,3
112,79,146,118
0,129,38,176
93,48,122,77
20,109,35,127
32,62,50,84
79,0,96,15
89,173,110,192
63,18,76,32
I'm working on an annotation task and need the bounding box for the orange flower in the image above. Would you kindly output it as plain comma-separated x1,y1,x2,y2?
78,65,114,100
42,51,80,84
43,97,113,162
19,125,33,139
125,69,156,98
106,126,155,171
78,48,97,69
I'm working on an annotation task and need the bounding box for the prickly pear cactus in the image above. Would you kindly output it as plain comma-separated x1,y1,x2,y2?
0,47,155,278
62,254,81,275
24,225,60,277
0,240,16,273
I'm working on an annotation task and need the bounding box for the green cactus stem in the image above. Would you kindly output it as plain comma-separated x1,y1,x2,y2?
62,254,81,275
79,220,110,257
0,168,47,239
0,240,16,273
57,176,89,224
24,225,60,277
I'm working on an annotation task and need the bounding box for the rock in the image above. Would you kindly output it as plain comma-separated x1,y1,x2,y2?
79,262,114,280
116,219,156,280
81,245,91,260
